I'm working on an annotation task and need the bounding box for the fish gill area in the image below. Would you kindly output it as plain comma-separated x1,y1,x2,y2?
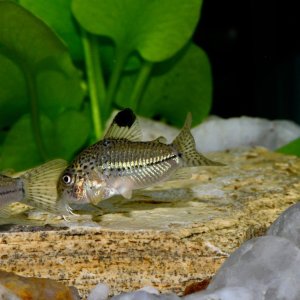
1,146,300,299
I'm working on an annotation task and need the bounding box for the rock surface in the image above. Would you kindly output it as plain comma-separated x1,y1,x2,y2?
205,236,300,300
267,202,300,248
0,147,300,298
0,270,79,300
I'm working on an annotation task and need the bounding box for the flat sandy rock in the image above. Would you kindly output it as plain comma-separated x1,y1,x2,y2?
0,147,299,298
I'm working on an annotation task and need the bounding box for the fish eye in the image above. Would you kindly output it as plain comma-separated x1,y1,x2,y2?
62,174,73,185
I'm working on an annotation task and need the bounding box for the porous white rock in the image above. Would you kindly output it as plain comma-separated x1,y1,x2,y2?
111,290,180,300
267,202,300,248
183,286,258,300
139,286,160,295
87,283,110,300
206,236,300,300
192,116,300,152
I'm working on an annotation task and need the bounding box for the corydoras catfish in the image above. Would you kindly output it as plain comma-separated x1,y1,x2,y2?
57,109,224,210
0,159,67,216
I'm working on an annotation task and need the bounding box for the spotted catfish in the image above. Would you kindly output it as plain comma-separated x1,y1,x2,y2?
57,109,224,209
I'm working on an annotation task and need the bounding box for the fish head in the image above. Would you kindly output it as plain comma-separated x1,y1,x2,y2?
57,163,111,207
57,165,88,206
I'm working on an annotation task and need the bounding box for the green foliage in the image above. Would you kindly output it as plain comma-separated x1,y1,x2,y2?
116,43,212,126
0,0,212,171
72,0,201,62
20,0,83,60
277,138,300,157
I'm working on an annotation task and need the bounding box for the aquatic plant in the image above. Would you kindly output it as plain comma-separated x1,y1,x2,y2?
0,0,212,170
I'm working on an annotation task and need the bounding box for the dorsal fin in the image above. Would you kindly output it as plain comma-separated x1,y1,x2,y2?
104,108,142,141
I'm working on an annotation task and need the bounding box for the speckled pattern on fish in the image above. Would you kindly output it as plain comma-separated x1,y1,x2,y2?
57,108,224,209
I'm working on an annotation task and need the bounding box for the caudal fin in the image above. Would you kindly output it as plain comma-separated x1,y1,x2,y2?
21,159,68,214
172,113,225,167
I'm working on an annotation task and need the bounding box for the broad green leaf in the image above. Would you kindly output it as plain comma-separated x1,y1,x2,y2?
72,0,203,62
0,111,91,170
0,54,27,128
0,130,7,145
117,43,212,127
0,1,85,162
53,110,90,160
100,41,142,74
19,0,83,60
0,1,83,92
0,1,66,68
0,115,54,171
277,138,300,157
36,69,85,118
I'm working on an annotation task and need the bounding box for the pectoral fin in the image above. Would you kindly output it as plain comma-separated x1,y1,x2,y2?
115,183,133,199
119,189,132,199
86,188,103,205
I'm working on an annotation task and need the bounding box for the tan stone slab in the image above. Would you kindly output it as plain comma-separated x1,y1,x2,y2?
0,147,300,298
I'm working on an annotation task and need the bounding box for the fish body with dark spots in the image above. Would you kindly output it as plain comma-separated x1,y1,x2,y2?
58,108,224,210
59,138,181,204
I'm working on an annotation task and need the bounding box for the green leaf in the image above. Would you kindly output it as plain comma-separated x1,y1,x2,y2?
0,1,83,100
100,41,142,74
19,0,83,60
117,43,212,127
277,138,300,157
36,68,85,118
0,1,84,160
72,0,203,62
0,110,90,171
0,115,54,171
0,1,66,68
0,54,27,128
53,110,90,160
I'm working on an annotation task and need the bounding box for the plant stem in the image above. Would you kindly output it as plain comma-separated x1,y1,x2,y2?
105,50,128,115
22,66,48,161
129,60,153,111
81,30,106,140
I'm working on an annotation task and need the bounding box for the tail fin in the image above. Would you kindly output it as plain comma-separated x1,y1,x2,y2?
172,113,225,167
21,159,68,214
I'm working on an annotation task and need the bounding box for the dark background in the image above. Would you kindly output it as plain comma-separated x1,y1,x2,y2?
193,0,300,124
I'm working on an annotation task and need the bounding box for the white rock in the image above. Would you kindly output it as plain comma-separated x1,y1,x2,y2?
138,286,160,295
110,290,158,300
140,118,178,143
267,202,300,248
183,286,258,300
111,291,180,300
207,236,300,300
88,283,110,300
192,116,300,152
